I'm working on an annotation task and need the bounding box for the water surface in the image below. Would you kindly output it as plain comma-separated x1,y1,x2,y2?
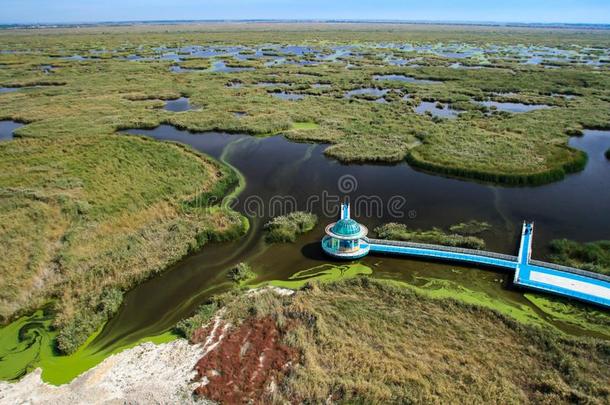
373,74,441,84
0,120,22,141
93,125,610,351
415,101,461,118
479,101,551,113
164,97,193,112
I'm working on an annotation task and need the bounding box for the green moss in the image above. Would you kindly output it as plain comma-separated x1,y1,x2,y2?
524,294,610,338
259,263,609,335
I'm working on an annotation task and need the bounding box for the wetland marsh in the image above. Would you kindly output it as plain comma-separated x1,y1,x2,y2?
0,23,609,385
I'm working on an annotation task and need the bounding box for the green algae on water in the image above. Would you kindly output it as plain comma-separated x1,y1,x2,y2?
0,308,177,385
256,263,373,289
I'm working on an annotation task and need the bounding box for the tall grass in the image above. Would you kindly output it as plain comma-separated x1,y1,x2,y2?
0,134,247,352
549,239,610,276
374,222,486,249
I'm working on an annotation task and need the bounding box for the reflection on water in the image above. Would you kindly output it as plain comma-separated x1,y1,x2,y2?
414,101,461,118
164,97,193,112
270,92,305,101
478,100,551,113
373,74,441,84
89,125,610,350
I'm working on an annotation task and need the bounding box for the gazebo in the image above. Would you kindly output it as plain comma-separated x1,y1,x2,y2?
321,202,370,259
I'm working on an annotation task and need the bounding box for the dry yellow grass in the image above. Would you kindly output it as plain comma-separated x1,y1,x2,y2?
0,134,244,352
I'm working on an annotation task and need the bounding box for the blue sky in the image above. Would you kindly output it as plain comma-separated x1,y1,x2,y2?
2,0,609,25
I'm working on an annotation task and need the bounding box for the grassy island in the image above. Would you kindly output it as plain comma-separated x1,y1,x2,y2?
374,222,486,249
264,211,318,243
0,24,608,187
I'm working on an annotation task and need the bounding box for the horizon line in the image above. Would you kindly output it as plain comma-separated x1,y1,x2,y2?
1,19,609,29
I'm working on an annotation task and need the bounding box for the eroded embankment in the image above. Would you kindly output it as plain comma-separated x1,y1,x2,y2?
192,315,299,403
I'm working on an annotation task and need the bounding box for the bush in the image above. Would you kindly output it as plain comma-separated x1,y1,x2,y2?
56,288,124,354
264,211,318,243
174,302,218,340
227,262,255,283
549,239,610,275
96,288,124,317
605,149,610,160
56,312,104,354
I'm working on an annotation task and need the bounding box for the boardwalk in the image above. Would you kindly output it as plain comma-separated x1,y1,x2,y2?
366,222,610,308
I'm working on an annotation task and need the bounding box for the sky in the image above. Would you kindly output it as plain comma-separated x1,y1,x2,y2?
1,0,609,25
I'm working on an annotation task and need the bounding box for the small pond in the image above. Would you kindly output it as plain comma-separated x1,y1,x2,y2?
373,74,441,84
271,92,305,101
164,97,194,112
344,88,389,102
479,101,551,113
415,102,461,118
0,120,23,141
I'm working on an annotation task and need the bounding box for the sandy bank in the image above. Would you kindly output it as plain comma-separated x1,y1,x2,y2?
0,339,206,404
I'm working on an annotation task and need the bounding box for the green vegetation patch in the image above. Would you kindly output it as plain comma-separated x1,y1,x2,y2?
264,211,318,243
2,26,608,185
374,221,486,249
524,294,610,338
449,219,492,235
549,239,610,276
226,262,256,284
174,302,219,340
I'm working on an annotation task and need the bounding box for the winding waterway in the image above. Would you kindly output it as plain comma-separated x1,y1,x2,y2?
1,126,609,383
80,126,610,353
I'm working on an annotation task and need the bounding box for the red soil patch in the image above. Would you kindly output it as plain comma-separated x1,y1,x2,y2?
192,316,298,404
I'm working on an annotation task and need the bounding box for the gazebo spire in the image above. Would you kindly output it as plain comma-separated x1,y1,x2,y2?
342,201,350,220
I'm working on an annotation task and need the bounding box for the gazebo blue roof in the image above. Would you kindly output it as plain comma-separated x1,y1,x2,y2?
331,218,362,237
322,201,370,259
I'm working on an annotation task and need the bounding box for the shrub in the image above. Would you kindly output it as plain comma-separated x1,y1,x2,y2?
227,262,255,283
549,239,610,275
174,302,218,340
264,211,318,243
